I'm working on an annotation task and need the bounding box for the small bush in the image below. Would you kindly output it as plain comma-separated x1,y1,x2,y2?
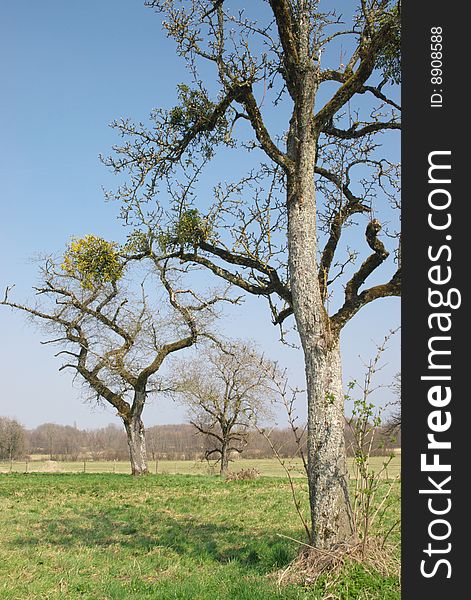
225,468,260,481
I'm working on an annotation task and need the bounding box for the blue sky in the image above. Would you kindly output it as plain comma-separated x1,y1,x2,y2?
0,1,400,430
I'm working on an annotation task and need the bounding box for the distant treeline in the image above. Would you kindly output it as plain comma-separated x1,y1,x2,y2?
0,416,400,462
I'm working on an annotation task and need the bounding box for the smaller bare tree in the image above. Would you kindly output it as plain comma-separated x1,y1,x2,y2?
170,342,275,475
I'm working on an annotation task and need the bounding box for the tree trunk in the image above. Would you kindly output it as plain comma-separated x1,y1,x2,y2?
124,414,148,476
305,342,354,547
286,117,354,547
220,441,229,475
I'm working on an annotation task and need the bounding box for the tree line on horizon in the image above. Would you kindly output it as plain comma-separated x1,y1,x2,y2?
0,416,400,464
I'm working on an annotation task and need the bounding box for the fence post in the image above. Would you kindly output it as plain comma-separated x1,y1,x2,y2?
155,458,158,475
25,460,28,473
83,460,86,473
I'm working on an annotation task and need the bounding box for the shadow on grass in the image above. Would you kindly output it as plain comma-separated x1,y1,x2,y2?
10,507,295,573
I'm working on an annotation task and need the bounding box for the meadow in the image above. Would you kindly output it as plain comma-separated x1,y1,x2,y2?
0,456,401,479
0,469,400,599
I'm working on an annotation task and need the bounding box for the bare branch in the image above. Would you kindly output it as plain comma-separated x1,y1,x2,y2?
332,269,401,333
322,120,400,139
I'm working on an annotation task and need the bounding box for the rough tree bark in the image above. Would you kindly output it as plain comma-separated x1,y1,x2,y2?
219,439,229,476
288,184,354,544
305,342,354,545
284,44,354,546
124,414,148,476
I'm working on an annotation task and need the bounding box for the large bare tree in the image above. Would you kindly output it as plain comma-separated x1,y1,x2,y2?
170,342,275,474
1,238,234,475
103,1,400,546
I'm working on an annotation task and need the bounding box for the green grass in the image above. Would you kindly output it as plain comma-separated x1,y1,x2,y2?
0,455,401,479
0,473,400,599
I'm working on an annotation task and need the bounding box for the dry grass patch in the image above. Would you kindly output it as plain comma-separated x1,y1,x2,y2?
274,536,400,595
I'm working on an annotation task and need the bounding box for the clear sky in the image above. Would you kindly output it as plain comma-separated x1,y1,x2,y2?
0,1,400,430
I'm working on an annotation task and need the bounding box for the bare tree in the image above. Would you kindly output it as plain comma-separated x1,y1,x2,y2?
0,417,26,461
170,342,275,474
1,240,235,475
102,1,400,546
31,423,61,460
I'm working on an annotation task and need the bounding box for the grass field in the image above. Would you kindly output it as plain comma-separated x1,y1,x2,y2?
0,455,401,479
0,472,400,599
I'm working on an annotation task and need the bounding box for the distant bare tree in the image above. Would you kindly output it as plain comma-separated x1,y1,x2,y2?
31,423,61,459
144,426,160,462
171,342,275,474
0,417,26,461
1,239,235,475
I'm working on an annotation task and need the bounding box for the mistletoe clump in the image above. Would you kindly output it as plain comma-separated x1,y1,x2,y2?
168,84,231,158
374,2,401,84
158,209,212,252
61,235,124,289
